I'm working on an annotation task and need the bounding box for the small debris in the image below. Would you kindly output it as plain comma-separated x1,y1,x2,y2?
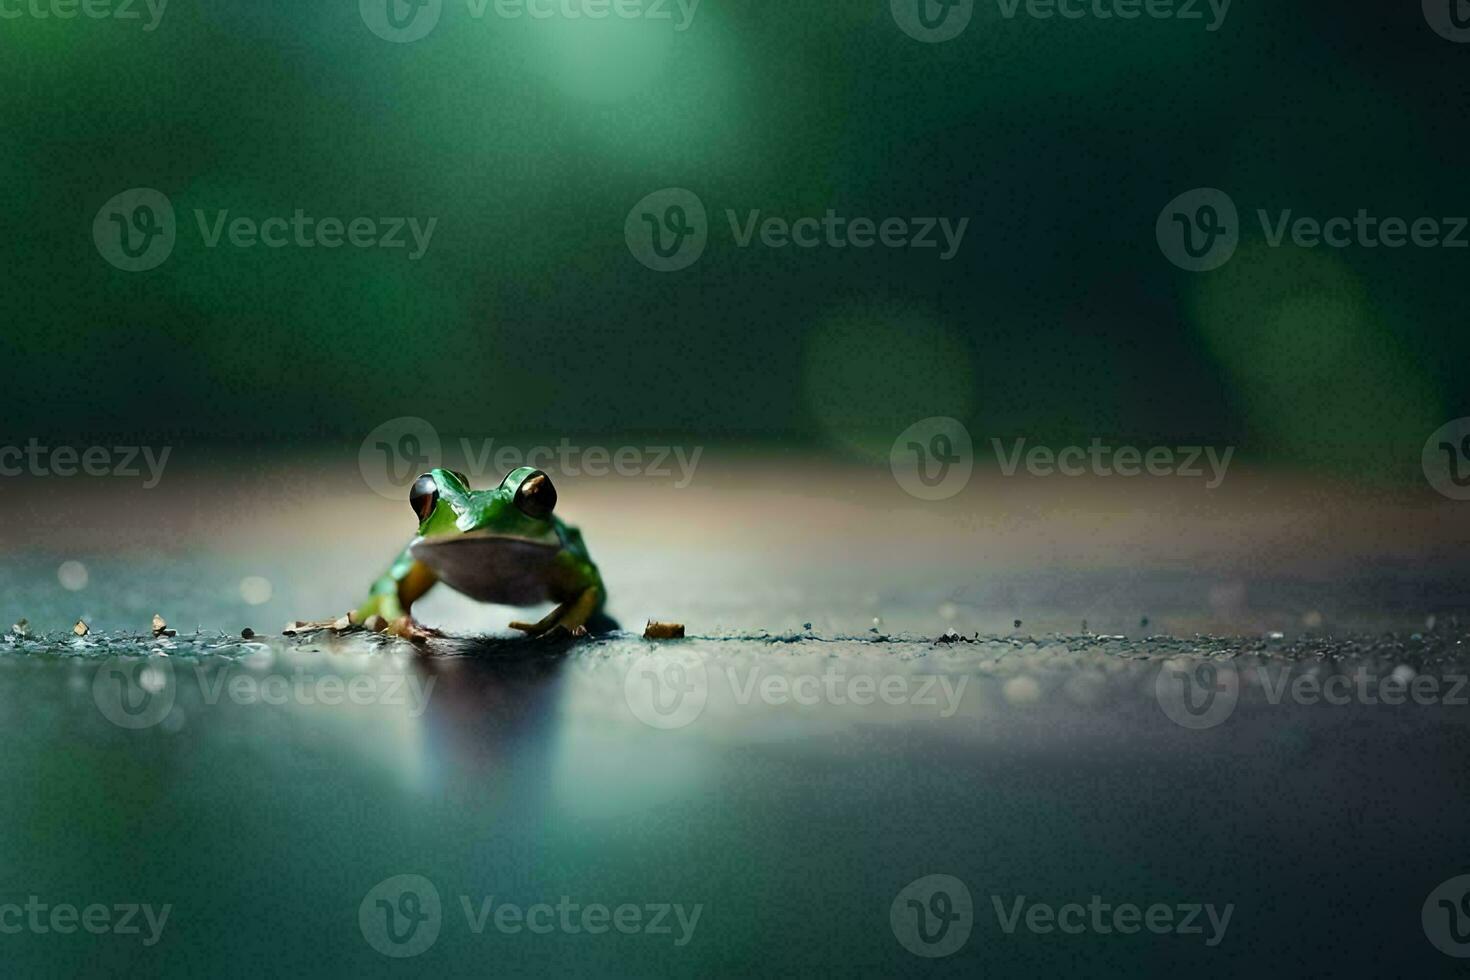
803,622,812,631
73,619,89,637
241,628,256,639
11,618,28,638
644,620,685,640
936,629,968,644
1140,616,1150,629
150,613,176,638
1013,619,1023,629
284,613,359,636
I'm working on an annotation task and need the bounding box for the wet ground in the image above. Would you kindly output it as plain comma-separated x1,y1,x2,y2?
2,454,1469,976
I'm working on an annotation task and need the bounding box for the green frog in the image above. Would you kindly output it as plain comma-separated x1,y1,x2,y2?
356,466,608,640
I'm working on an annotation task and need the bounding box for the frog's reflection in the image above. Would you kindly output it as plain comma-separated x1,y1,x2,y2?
406,636,575,813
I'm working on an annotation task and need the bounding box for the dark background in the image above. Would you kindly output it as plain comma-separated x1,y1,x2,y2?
4,0,1468,480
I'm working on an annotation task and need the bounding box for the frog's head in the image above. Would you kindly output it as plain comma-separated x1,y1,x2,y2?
404,466,563,604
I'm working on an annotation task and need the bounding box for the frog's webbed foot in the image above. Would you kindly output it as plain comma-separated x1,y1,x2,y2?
509,587,602,640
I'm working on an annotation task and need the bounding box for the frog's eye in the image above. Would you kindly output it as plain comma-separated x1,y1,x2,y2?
513,470,557,520
409,474,439,523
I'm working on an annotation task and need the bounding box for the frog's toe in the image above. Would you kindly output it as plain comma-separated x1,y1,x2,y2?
508,619,540,634
385,616,445,642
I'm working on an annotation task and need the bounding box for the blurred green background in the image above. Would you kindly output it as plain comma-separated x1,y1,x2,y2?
2,0,1467,479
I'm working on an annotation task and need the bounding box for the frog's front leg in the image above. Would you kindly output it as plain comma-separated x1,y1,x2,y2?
509,584,604,638
357,549,441,640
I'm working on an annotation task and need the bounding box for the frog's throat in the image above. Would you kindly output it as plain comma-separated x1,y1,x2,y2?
408,531,561,606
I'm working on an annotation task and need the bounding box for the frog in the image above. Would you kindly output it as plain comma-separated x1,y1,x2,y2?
355,466,608,641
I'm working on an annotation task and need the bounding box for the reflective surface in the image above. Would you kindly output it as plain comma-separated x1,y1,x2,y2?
2,459,1469,975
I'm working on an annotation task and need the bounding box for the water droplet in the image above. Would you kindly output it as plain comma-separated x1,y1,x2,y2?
239,576,272,606
57,561,88,591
